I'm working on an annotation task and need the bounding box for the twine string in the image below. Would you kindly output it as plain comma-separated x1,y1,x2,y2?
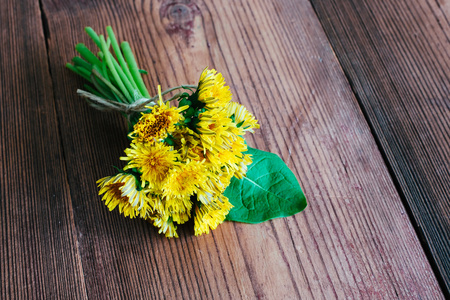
76,84,196,115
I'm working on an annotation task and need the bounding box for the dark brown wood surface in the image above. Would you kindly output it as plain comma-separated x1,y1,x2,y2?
0,0,87,298
310,0,450,292
0,0,446,298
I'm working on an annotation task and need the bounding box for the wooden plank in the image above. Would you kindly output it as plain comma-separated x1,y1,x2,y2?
41,0,443,298
310,0,450,293
0,0,87,298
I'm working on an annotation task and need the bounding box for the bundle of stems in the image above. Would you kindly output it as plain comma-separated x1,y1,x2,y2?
66,26,196,123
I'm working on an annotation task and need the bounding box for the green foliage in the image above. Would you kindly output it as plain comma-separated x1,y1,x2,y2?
225,147,307,223
177,91,206,132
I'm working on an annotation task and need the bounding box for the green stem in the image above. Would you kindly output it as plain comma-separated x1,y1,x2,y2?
161,85,197,96
99,55,119,88
75,66,92,79
106,26,138,90
92,69,127,103
91,64,105,79
121,42,150,98
110,56,141,99
84,84,103,97
85,27,101,48
90,74,115,100
100,35,132,103
138,85,197,103
75,43,101,67
101,60,109,81
72,57,92,71
66,63,90,81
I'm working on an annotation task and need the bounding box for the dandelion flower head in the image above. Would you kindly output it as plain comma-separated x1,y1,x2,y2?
121,142,180,190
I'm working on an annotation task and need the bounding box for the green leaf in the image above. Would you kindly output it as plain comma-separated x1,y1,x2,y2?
224,147,307,223
184,107,196,118
179,98,191,107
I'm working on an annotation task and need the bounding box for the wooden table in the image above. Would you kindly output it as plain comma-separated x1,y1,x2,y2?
1,0,448,298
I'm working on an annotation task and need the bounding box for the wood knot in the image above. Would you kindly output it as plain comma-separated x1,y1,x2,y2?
160,0,200,41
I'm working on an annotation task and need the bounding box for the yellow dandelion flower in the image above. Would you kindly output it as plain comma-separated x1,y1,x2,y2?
130,86,187,142
196,190,216,206
163,195,193,218
131,107,181,142
186,144,208,162
218,148,241,162
204,135,247,170
194,195,233,236
171,210,190,224
234,153,253,179
197,172,233,205
197,68,232,108
121,142,180,190
162,160,208,199
152,215,179,238
97,173,150,218
226,102,259,133
196,108,235,152
217,149,242,171
149,194,165,215
171,127,199,159
229,135,248,153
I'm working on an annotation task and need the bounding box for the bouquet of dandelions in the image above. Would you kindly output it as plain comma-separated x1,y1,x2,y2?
67,26,307,238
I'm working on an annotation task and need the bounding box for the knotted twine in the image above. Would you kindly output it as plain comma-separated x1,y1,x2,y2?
77,89,157,114
77,84,197,116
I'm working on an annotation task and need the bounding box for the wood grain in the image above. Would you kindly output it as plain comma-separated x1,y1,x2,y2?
0,0,441,298
310,0,450,293
0,0,87,298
